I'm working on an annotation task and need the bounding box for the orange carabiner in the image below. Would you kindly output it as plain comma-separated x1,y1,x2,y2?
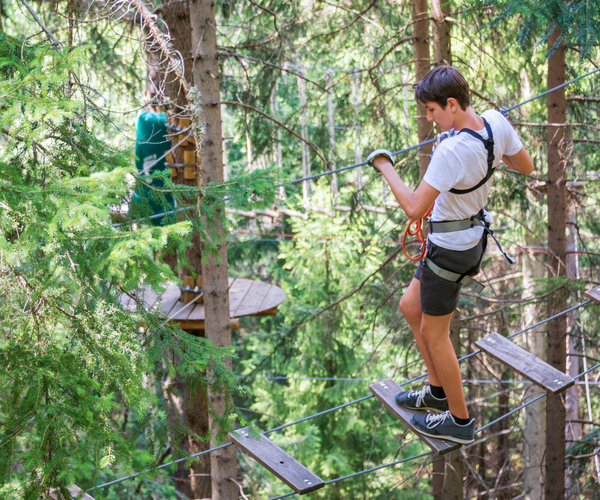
402,203,434,261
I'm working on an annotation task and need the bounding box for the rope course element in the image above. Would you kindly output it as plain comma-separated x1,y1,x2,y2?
114,65,600,227
89,299,593,493
265,362,600,500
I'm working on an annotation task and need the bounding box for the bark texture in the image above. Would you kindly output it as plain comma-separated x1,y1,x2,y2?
190,1,238,498
411,0,433,178
522,232,547,500
444,310,464,499
160,4,210,496
431,0,451,66
545,27,568,500
565,189,581,496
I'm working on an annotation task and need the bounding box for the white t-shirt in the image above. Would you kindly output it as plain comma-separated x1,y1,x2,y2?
422,109,523,251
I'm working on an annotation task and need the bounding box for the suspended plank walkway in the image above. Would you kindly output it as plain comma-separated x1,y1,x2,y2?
230,428,324,494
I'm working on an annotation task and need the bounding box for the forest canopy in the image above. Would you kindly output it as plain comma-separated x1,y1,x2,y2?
0,0,599,499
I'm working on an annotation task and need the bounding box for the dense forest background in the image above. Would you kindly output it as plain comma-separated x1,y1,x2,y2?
1,0,600,499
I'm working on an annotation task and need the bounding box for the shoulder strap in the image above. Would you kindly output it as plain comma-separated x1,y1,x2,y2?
449,117,496,195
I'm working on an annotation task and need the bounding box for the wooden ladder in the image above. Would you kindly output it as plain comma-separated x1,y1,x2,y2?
229,428,325,495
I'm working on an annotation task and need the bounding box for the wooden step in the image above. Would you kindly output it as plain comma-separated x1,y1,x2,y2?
229,428,324,495
369,379,460,455
475,332,574,394
584,285,600,304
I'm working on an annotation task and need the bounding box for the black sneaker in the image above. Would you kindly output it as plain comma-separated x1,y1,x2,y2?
395,385,449,412
410,410,475,444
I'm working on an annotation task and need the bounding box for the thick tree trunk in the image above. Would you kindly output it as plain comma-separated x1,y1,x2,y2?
431,0,451,66
412,0,433,178
190,2,238,499
545,27,568,500
160,3,210,497
430,3,461,496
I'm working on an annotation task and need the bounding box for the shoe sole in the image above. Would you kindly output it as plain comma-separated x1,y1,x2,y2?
409,425,474,445
396,402,448,413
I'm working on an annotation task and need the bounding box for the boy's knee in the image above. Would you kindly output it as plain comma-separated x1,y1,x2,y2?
399,295,419,322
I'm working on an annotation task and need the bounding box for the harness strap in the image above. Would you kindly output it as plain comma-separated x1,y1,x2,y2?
449,117,495,195
429,210,516,265
424,257,485,294
429,215,485,233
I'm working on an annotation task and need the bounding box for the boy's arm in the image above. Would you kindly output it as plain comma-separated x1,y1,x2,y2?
373,156,439,220
502,147,534,175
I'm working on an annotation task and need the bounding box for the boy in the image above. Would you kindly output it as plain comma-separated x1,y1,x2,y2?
368,66,533,444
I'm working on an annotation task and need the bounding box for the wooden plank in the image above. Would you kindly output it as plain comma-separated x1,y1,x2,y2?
235,281,272,317
228,279,254,317
250,307,278,317
139,287,160,310
48,485,96,500
229,428,324,494
475,332,574,394
259,285,286,312
584,285,600,304
184,303,206,321
177,318,240,331
369,379,460,455
156,283,183,318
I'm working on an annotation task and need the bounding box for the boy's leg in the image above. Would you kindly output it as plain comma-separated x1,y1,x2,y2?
420,312,468,419
399,278,440,386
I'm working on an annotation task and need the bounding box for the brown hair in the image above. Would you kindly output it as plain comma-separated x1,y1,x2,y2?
414,66,470,110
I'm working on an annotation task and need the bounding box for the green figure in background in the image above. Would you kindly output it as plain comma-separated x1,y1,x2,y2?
131,103,174,226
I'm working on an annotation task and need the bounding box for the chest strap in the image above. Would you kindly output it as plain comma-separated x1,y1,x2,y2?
424,257,486,294
448,117,495,195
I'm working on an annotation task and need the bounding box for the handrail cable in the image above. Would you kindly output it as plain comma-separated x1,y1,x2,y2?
113,67,600,227
265,362,600,500
89,299,592,492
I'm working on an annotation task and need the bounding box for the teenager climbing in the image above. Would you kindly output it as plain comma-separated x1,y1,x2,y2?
367,66,534,444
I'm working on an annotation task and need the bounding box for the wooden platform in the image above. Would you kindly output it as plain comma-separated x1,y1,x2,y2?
48,485,95,500
584,285,600,304
369,379,460,455
119,278,286,327
229,428,324,494
475,332,574,394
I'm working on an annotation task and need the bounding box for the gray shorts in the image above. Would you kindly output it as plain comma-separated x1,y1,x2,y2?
414,235,487,316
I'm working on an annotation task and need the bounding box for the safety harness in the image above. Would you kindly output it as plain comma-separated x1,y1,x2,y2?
424,117,516,294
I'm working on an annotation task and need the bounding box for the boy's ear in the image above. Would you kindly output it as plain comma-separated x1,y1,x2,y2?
447,97,459,112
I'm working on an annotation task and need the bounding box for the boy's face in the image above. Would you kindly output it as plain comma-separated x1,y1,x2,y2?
423,100,456,132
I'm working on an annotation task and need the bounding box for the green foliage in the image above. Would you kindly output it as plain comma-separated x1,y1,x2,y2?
0,31,276,498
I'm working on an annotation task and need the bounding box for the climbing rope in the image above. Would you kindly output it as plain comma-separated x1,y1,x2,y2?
402,203,434,261
89,299,592,492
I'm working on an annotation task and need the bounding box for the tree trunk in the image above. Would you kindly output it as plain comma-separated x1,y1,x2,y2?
545,26,568,500
412,0,433,178
565,189,581,496
430,4,460,496
522,232,547,500
443,310,464,499
431,0,451,66
190,2,238,499
298,67,311,203
161,3,210,497
326,68,338,199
